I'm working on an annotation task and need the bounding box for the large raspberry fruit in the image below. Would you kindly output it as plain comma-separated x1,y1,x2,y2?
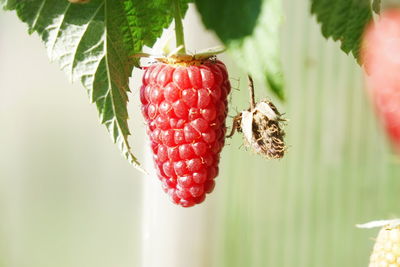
140,58,230,207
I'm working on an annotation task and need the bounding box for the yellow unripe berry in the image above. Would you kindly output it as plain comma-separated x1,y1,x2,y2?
369,225,400,267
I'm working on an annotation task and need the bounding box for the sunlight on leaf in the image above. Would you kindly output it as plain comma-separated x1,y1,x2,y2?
0,0,190,171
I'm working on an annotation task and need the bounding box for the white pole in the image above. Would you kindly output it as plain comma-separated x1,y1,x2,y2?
139,5,222,267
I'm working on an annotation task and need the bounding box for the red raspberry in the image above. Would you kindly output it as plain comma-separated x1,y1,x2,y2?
362,9,400,154
140,59,230,207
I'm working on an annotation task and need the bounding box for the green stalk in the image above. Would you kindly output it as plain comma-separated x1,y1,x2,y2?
172,0,186,54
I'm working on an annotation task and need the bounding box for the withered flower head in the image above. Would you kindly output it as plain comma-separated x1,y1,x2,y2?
227,76,286,159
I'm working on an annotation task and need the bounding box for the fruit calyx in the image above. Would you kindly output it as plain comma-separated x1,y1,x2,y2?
133,46,226,66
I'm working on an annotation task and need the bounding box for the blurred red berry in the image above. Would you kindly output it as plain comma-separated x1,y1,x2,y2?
140,59,230,207
362,9,400,154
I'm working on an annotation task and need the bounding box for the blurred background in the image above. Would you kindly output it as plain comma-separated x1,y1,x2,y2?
1,1,400,267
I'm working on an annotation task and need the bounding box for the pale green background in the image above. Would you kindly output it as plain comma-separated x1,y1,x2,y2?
0,1,399,267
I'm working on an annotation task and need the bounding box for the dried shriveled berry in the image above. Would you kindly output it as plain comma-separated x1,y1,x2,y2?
228,75,286,159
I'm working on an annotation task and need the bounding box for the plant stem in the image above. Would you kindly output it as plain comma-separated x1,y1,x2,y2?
172,0,186,54
248,75,256,110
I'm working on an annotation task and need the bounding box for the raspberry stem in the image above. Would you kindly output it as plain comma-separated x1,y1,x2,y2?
248,75,256,110
172,0,186,54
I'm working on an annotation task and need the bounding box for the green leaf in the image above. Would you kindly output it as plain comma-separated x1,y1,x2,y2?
195,0,285,100
194,0,262,43
372,0,381,14
311,0,373,60
0,0,189,171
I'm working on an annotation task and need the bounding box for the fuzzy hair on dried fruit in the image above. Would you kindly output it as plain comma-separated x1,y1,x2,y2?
228,75,286,159
140,57,230,207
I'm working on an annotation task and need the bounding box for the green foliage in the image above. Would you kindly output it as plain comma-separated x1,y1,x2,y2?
195,0,285,100
0,0,189,171
311,0,374,60
0,0,382,169
194,0,262,42
373,0,381,13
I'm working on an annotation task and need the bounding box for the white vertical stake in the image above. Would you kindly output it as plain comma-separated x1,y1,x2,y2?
139,4,222,267
141,144,218,267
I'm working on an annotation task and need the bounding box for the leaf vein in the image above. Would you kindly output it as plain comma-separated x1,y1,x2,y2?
70,2,104,79
48,3,71,59
30,0,47,31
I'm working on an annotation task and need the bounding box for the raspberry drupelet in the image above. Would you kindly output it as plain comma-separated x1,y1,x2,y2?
140,58,230,207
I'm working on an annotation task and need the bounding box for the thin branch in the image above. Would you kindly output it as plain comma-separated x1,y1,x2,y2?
248,74,256,110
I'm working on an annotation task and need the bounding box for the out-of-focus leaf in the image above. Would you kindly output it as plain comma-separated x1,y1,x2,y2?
195,0,285,100
194,0,262,42
373,0,381,14
311,0,373,60
0,0,190,171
